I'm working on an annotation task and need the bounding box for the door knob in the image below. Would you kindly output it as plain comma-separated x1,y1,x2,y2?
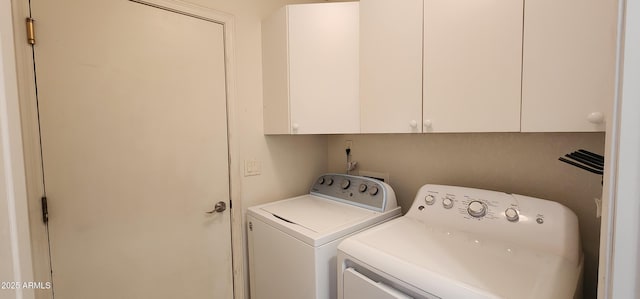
206,201,227,214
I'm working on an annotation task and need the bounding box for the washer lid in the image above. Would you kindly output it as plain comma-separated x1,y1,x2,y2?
339,217,582,299
249,194,401,246
261,195,377,233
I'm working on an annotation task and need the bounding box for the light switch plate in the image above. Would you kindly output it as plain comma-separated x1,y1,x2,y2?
244,159,262,176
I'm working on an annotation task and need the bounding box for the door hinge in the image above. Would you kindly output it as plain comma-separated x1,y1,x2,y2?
41,196,48,224
26,18,35,45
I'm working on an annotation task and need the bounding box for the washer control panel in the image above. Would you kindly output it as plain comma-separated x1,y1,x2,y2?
408,184,581,262
310,174,397,212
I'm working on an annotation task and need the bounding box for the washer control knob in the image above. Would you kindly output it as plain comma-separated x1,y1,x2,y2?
467,201,487,218
505,208,519,222
442,197,454,209
425,194,436,205
368,186,379,196
317,177,325,185
326,178,334,186
340,179,351,189
359,184,367,193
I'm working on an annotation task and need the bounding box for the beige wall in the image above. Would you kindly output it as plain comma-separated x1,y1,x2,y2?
328,133,604,298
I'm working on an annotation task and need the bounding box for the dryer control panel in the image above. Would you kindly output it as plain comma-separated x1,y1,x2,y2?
310,174,398,212
409,184,581,263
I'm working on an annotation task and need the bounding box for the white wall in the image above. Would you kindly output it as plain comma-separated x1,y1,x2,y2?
328,132,605,298
1,0,35,297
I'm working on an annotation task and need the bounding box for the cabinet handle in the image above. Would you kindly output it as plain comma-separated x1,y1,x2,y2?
423,120,432,128
409,120,418,128
587,112,604,124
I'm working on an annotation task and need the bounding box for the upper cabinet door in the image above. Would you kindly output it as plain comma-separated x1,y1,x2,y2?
521,0,617,132
423,0,523,133
360,0,423,133
263,3,360,134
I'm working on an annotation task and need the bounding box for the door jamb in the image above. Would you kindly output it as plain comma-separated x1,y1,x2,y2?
10,0,51,298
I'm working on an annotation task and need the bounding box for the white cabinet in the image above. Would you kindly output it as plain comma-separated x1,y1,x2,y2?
423,0,523,133
262,3,360,135
360,0,423,133
521,0,617,132
359,0,522,133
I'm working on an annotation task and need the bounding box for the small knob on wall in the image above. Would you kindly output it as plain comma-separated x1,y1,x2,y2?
587,112,604,124
410,120,418,128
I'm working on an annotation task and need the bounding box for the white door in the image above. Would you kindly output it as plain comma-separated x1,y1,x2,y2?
31,0,233,298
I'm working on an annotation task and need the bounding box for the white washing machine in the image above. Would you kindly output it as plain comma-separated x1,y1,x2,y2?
338,184,583,299
247,173,401,299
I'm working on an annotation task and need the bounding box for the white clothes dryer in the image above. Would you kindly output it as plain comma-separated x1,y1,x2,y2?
247,174,401,299
338,184,583,299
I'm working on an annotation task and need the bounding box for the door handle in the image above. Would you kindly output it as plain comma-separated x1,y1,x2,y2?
206,201,226,214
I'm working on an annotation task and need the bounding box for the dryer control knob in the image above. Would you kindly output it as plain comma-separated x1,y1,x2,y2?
425,194,436,205
468,201,487,218
341,179,351,189
368,186,379,196
442,197,454,209
505,208,519,222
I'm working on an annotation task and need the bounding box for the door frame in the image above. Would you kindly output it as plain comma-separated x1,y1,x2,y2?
1,0,35,298
599,0,640,297
9,0,245,298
